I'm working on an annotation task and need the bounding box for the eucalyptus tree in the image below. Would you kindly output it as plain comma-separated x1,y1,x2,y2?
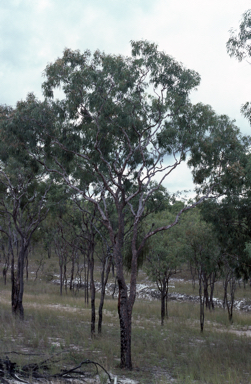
0,228,10,284
183,209,221,331
89,214,113,335
227,9,251,123
144,210,185,325
26,40,248,368
0,100,52,319
201,195,251,322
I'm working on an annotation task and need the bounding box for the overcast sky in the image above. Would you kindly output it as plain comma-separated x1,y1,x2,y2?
1,0,250,195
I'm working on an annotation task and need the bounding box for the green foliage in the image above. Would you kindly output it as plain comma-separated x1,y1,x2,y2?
144,210,186,281
182,208,221,275
227,9,251,123
123,224,150,272
39,40,206,197
187,113,250,194
227,10,251,62
201,197,251,280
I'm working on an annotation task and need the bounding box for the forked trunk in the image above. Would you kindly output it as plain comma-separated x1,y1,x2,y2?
112,211,138,369
114,236,135,370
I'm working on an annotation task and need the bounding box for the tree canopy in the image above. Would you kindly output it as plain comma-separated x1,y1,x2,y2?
1,39,250,369
227,9,251,123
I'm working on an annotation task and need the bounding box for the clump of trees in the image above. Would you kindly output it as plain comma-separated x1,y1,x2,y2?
0,39,251,369
144,208,186,325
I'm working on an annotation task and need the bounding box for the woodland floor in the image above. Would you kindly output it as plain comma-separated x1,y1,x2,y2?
1,267,251,384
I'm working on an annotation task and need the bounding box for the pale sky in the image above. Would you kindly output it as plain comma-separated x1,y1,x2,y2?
1,0,250,195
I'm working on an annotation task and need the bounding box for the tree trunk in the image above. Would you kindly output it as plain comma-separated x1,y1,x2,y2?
165,282,169,319
60,262,63,296
160,278,167,326
114,234,134,370
203,274,209,309
3,266,7,285
25,251,29,281
90,254,95,337
161,289,165,326
98,255,111,334
118,282,132,369
70,253,75,291
209,272,215,310
226,274,235,322
199,271,204,332
11,243,26,320
63,263,67,293
86,257,89,304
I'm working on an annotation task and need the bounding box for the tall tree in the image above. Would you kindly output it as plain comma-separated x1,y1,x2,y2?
0,100,51,318
23,41,248,368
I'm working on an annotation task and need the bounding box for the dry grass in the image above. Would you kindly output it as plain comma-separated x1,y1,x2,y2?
1,256,251,383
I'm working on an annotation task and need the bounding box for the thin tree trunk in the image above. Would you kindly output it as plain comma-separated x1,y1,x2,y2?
160,278,167,326
90,252,95,337
70,252,75,291
203,274,209,309
98,255,111,334
227,275,236,322
3,267,7,284
60,262,63,296
25,250,29,281
63,263,67,293
209,272,215,310
199,271,204,332
86,257,89,304
165,282,169,319
161,289,165,326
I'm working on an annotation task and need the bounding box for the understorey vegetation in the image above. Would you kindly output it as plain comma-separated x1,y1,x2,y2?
0,259,251,383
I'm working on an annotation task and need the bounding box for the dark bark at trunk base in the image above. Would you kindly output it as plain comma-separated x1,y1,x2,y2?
11,246,26,320
161,293,165,326
118,285,132,369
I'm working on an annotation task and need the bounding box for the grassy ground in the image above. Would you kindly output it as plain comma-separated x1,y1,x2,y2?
1,258,251,383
